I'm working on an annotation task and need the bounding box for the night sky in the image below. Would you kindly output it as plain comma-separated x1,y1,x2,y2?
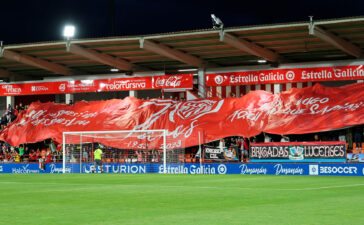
2,0,364,44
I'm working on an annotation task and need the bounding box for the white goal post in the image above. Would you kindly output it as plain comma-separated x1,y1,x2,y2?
62,130,171,174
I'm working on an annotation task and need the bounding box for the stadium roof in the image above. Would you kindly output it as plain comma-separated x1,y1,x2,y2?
1,16,364,80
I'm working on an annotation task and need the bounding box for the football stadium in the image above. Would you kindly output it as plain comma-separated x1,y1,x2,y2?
1,4,364,224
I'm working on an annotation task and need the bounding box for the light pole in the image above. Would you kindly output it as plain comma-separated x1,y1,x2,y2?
63,25,75,52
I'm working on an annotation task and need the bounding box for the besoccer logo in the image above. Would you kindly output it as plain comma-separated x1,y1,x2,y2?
214,75,224,85
309,165,319,175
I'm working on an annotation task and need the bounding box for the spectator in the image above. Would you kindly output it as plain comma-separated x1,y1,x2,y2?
6,104,13,116
14,105,19,117
6,114,11,124
18,103,24,112
280,135,290,142
1,113,7,129
339,131,346,142
264,133,271,143
29,150,37,162
135,150,143,162
49,140,57,153
45,150,52,164
354,125,363,152
314,134,321,142
219,139,225,151
83,147,88,163
35,148,41,160
18,144,24,162
230,137,237,146
241,137,250,162
4,151,11,162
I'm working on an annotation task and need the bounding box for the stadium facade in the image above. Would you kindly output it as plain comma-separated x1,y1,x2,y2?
1,16,364,175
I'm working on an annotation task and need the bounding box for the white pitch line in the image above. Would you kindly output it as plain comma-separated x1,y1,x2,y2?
1,181,364,191
284,183,364,191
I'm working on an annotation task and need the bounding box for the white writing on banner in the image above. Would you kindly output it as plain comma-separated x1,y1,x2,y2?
239,164,267,175
2,85,21,94
319,166,358,174
229,72,287,84
106,80,146,90
250,144,345,159
83,164,147,174
301,68,364,80
49,164,71,173
11,164,40,173
263,96,364,116
20,110,98,127
158,164,218,174
67,81,95,91
207,65,364,86
154,76,182,88
274,164,304,175
31,86,48,92
228,110,262,122
125,99,224,146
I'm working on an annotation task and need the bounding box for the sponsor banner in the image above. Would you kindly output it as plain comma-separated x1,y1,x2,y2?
250,142,346,162
1,82,364,148
0,74,193,96
206,65,364,86
347,153,364,163
0,163,69,174
2,163,364,176
204,146,239,161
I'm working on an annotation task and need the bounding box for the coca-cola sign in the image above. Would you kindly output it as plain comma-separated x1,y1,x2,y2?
154,76,183,88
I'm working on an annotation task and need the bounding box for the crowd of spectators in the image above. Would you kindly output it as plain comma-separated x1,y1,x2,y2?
0,101,363,164
1,103,29,129
0,140,63,164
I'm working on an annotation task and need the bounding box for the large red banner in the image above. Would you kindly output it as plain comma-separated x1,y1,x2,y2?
0,74,193,96
1,82,363,149
206,65,364,86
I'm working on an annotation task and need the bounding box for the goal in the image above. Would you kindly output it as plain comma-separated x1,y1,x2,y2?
62,130,186,174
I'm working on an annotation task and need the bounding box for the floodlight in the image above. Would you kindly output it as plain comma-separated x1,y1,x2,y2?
63,25,75,38
110,68,119,72
178,68,198,72
258,59,267,63
211,14,224,29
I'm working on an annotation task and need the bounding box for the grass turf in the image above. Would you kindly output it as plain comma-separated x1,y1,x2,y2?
0,174,364,225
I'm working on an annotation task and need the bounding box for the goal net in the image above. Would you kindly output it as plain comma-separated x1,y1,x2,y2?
62,130,186,174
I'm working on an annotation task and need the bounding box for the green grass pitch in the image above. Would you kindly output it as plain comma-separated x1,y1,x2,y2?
1,174,364,225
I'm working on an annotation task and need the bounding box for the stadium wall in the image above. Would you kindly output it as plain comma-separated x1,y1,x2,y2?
1,163,364,176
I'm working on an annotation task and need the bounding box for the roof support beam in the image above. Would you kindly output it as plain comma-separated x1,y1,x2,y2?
220,31,280,62
2,50,71,75
140,38,204,67
69,44,134,71
309,22,362,58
